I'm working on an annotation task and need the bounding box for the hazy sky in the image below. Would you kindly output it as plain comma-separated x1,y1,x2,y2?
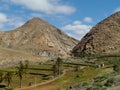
0,0,120,40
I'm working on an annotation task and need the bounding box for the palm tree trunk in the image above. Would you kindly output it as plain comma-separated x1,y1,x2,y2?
58,67,60,76
8,80,10,87
20,78,22,88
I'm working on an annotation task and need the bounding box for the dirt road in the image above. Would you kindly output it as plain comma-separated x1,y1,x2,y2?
15,70,67,90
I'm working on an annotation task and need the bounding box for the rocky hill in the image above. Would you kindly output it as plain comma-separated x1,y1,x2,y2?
0,17,78,57
72,11,120,57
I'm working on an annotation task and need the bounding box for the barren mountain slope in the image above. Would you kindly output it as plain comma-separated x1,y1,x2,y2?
0,17,78,57
72,11,120,56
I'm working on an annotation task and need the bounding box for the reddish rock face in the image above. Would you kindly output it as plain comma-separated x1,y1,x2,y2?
0,17,78,57
72,11,120,57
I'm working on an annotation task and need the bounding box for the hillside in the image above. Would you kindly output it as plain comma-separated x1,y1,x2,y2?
0,17,78,57
0,46,49,67
72,11,120,57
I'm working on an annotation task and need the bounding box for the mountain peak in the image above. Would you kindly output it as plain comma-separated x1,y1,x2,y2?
30,17,45,22
25,17,48,25
0,17,78,57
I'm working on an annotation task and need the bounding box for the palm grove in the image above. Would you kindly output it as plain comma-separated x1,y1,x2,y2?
0,57,63,89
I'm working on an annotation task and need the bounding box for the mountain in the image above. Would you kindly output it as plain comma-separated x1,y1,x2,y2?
0,17,78,57
72,11,120,57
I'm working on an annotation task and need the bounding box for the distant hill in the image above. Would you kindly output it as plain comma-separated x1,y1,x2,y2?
0,17,78,57
72,11,120,57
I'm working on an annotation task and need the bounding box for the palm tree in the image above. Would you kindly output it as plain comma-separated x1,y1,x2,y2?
51,64,58,77
56,57,63,76
4,72,12,87
16,61,25,88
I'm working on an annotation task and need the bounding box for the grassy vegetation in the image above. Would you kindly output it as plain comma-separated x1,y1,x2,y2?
51,67,100,90
0,57,118,90
0,64,53,90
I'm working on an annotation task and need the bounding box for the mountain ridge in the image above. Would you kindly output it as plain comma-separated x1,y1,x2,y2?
72,11,120,57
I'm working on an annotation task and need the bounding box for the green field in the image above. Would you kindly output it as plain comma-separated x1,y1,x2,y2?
0,58,116,90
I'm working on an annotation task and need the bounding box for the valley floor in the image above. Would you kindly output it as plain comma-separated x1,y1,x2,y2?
0,57,120,90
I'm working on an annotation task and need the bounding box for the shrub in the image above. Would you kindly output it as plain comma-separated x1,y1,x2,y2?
113,64,120,73
94,76,107,82
82,82,88,86
105,78,114,87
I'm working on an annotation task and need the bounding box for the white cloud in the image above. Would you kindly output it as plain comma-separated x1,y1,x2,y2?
8,17,25,28
73,21,82,25
10,0,76,15
114,7,120,12
0,13,25,30
61,20,92,40
84,17,93,23
0,13,7,23
0,13,7,29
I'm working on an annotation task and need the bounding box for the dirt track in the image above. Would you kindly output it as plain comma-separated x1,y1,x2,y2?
15,70,67,90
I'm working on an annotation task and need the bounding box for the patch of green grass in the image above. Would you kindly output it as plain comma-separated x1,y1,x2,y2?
29,65,52,69
51,67,100,90
0,64,53,89
0,68,17,72
0,88,5,90
0,60,114,90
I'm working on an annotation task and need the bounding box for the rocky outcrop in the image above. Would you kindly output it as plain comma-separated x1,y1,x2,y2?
0,17,78,57
72,11,120,57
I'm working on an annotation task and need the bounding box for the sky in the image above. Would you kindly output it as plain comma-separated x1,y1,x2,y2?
0,0,120,40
